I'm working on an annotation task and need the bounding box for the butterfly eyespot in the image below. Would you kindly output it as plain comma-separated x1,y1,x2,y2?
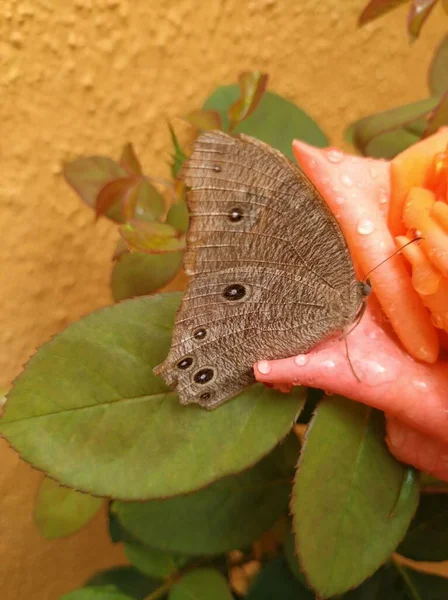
200,392,211,401
229,207,243,222
193,328,207,341
223,283,246,301
193,368,214,384
177,356,193,370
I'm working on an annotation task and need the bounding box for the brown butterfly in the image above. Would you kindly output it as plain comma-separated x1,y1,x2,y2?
154,130,369,409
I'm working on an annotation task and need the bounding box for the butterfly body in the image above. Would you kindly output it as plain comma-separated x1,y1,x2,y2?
154,131,366,409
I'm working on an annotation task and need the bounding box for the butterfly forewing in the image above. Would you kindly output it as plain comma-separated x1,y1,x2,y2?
154,131,364,409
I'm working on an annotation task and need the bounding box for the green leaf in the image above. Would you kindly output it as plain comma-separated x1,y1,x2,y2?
246,557,314,600
61,587,135,600
124,543,189,579
0,293,304,499
86,565,159,599
350,97,439,158
120,143,143,176
169,124,188,178
358,0,409,26
113,434,301,555
64,156,127,221
184,110,223,131
408,0,438,39
291,396,419,599
424,92,448,137
169,569,232,600
397,494,448,561
203,86,328,161
34,477,103,539
429,34,448,95
111,250,184,302
283,531,308,588
120,221,185,254
166,202,189,234
228,71,268,131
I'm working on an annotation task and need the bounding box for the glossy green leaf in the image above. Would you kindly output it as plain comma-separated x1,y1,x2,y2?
64,156,127,221
166,202,189,234
358,0,408,25
169,569,232,600
34,477,103,539
228,71,268,131
111,250,183,301
350,97,439,158
424,92,448,137
184,110,222,131
169,124,188,178
120,221,185,254
429,34,448,95
124,543,189,579
408,0,438,39
292,396,419,599
0,293,303,500
86,566,159,599
397,494,448,561
61,587,134,600
120,143,143,176
246,557,314,600
203,86,328,161
113,434,301,555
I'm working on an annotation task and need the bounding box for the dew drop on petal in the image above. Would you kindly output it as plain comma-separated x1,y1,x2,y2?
412,379,429,392
321,359,336,369
335,195,345,205
377,188,388,204
340,173,353,187
370,166,377,179
326,148,344,163
308,159,316,169
294,354,308,367
357,218,375,235
257,360,271,375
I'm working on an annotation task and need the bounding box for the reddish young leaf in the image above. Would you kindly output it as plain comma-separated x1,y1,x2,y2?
121,178,166,223
184,110,222,131
120,221,186,254
429,34,448,95
95,177,136,219
408,0,438,38
358,0,408,25
424,92,448,138
228,71,268,131
119,143,142,175
63,156,126,217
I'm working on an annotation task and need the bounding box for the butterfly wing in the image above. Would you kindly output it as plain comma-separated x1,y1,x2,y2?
154,131,363,409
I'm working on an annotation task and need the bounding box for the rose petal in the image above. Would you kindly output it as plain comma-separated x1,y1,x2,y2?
254,304,448,444
292,141,439,363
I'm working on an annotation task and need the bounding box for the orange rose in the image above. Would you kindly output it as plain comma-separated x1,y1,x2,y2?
254,130,448,482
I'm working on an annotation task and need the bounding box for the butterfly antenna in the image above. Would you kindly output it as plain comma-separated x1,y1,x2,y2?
363,237,423,281
343,329,361,383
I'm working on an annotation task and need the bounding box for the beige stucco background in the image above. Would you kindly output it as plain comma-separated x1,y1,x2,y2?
1,0,447,598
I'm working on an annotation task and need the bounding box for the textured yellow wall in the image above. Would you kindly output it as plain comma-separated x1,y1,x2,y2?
1,0,446,598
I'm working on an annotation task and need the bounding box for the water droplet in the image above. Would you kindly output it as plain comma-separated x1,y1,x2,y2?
321,359,336,369
370,362,386,375
324,390,334,396
326,148,343,163
340,174,353,187
294,354,308,367
257,360,271,375
370,166,377,178
308,159,316,169
431,313,444,329
321,176,330,185
368,330,377,339
377,188,388,204
412,379,429,392
335,195,345,205
357,218,375,235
